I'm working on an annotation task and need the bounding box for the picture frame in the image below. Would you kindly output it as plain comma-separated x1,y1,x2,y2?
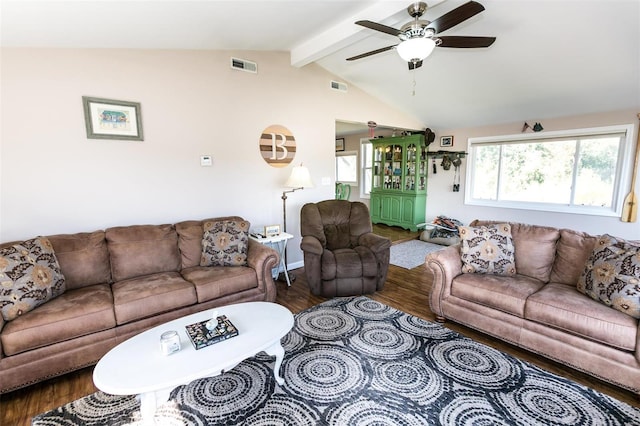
440,136,453,147
335,138,345,152
264,224,281,237
82,96,144,141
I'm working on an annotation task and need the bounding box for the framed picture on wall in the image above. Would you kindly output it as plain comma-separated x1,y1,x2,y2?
82,96,144,141
335,138,345,152
440,136,453,147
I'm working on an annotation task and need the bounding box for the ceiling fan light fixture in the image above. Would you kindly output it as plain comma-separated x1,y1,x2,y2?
396,37,436,62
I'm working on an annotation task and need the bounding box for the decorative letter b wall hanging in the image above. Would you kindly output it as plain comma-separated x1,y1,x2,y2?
259,125,296,168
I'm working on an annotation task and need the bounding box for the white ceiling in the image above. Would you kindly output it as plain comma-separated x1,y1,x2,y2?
2,0,639,131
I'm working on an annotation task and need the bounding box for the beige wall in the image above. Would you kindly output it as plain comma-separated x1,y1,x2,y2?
0,48,423,267
426,109,640,238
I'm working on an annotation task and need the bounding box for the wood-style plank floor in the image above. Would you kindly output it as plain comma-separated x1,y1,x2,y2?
1,224,637,425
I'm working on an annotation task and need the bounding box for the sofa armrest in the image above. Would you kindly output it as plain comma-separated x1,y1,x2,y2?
247,239,279,302
0,316,4,361
358,232,392,254
425,244,463,318
637,322,640,365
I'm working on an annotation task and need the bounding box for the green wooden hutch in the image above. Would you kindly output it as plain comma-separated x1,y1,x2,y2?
370,134,428,231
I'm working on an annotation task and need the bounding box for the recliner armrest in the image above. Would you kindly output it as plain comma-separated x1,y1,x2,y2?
358,232,391,253
301,235,323,256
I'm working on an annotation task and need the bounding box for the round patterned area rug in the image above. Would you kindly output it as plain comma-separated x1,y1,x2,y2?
33,296,640,426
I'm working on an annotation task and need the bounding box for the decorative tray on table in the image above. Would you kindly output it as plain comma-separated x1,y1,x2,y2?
185,314,239,350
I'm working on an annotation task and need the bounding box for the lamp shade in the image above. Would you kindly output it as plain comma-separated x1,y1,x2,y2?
285,164,314,188
397,37,436,62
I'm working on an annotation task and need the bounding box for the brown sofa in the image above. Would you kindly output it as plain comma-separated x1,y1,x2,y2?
426,220,640,395
0,216,279,393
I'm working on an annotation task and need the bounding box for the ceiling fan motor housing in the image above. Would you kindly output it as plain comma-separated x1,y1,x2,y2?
400,21,435,40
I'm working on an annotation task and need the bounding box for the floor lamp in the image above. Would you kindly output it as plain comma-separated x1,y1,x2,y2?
281,163,314,282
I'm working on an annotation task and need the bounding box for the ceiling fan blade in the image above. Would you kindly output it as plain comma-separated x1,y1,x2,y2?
408,60,423,70
346,45,396,61
438,36,496,48
426,1,485,34
355,20,402,37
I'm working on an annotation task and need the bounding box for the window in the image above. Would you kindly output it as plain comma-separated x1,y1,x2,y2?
336,151,358,184
465,125,634,216
361,140,373,198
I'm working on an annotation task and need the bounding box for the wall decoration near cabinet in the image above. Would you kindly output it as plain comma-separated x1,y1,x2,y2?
259,125,296,167
82,96,143,141
440,135,453,147
335,138,345,152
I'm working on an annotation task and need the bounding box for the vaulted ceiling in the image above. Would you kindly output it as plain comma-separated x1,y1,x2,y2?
2,0,639,131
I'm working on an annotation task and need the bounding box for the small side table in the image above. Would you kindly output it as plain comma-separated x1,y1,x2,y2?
249,232,294,286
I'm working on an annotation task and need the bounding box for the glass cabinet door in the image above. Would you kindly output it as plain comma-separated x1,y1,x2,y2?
418,146,427,191
383,144,403,190
405,144,417,190
372,145,383,189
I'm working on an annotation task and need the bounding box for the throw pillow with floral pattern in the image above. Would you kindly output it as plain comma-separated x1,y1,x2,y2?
0,237,66,321
459,223,516,275
577,234,640,319
201,220,250,267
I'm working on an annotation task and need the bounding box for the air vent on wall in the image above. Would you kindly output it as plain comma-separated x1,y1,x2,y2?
330,80,348,92
230,57,257,73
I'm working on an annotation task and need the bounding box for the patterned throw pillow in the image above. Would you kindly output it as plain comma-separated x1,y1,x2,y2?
0,237,66,321
459,224,516,275
577,234,640,319
200,220,250,267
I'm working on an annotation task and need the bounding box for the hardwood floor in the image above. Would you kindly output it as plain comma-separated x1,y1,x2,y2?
1,225,637,425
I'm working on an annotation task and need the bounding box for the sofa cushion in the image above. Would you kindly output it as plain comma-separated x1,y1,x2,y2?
451,273,546,317
0,237,66,321
459,224,516,275
111,272,196,325
577,235,640,319
181,266,257,303
106,224,181,282
176,216,247,269
1,284,115,356
48,231,111,290
525,283,637,351
200,219,250,267
176,220,204,269
508,223,559,282
549,228,597,286
471,220,559,282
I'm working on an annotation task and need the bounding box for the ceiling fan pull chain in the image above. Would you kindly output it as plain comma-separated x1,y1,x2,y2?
412,70,417,96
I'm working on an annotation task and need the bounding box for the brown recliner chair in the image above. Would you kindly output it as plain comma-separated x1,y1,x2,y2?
300,200,391,297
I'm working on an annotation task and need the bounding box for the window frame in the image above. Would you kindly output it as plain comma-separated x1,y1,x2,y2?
336,150,358,185
360,138,373,199
464,124,635,217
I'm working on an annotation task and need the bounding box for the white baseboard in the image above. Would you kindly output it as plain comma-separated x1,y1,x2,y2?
287,260,304,270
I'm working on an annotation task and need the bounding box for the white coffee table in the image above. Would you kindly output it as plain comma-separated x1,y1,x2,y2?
93,301,294,423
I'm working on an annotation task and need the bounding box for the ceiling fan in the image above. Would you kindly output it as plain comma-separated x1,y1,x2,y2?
347,1,496,70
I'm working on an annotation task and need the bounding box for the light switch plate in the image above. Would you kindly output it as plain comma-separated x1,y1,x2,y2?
200,156,212,167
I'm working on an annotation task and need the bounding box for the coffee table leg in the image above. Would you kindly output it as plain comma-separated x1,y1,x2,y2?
264,341,285,385
138,387,172,424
